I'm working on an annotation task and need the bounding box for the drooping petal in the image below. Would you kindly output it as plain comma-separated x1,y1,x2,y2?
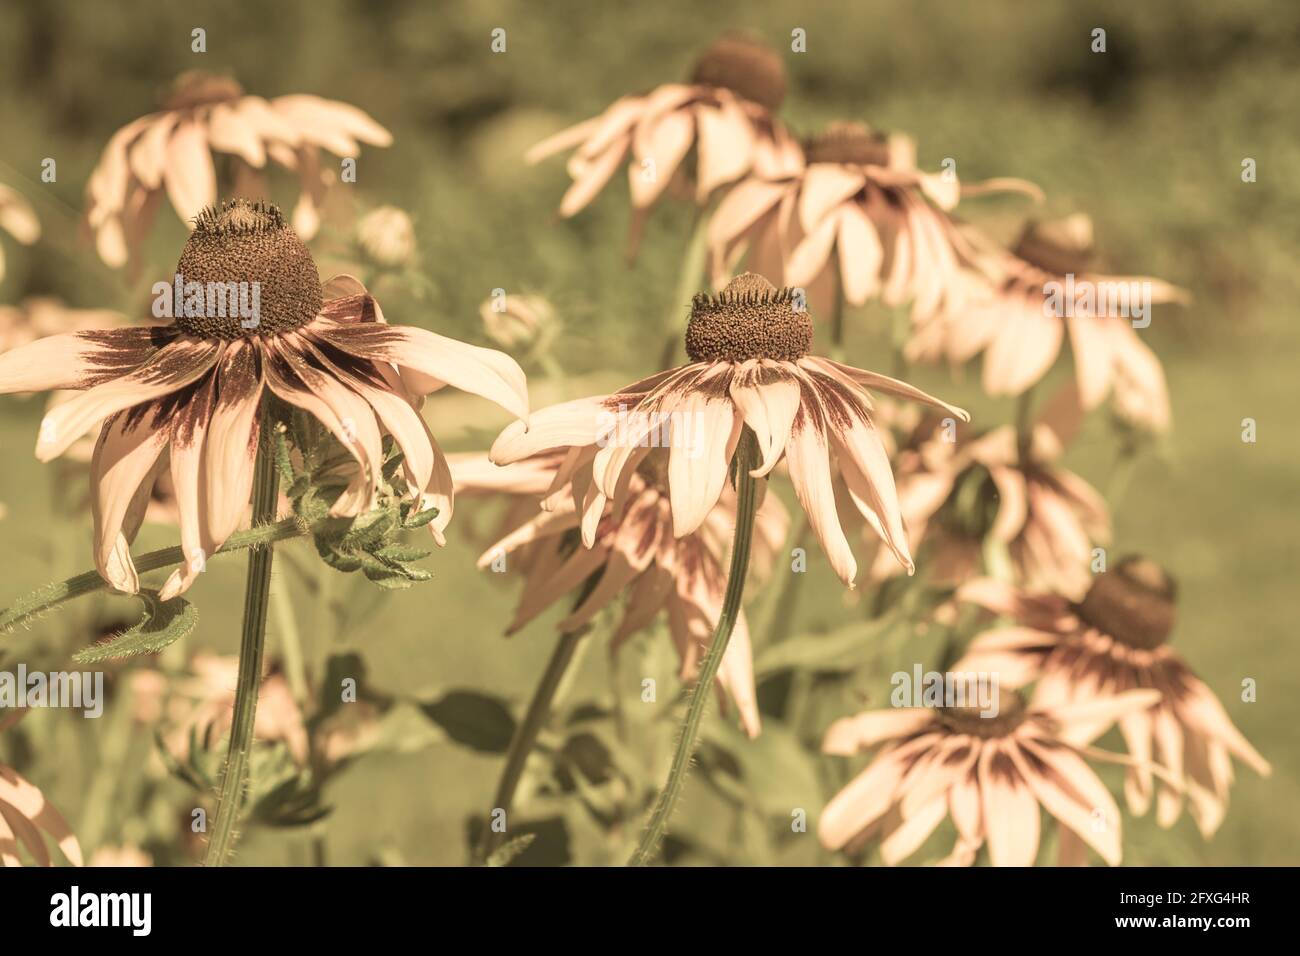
163,118,217,224
978,742,1041,867
201,342,265,546
667,370,739,536
90,407,171,593
0,327,169,395
315,322,528,422
34,337,220,461
784,377,857,586
728,359,800,477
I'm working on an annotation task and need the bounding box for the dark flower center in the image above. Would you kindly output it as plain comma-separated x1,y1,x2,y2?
690,33,786,112
1014,216,1095,276
163,71,244,111
935,686,1027,738
173,199,323,340
1076,555,1177,650
803,121,893,166
685,273,812,362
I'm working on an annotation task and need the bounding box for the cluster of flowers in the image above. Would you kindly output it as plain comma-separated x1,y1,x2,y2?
0,33,1267,868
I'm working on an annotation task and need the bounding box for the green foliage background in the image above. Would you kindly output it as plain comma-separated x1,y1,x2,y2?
0,0,1295,865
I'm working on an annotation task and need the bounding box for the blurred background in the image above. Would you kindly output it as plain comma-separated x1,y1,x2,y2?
0,0,1295,865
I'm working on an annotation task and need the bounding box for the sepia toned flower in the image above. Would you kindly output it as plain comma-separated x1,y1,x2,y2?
491,273,968,588
0,182,40,283
709,121,1041,322
820,686,1160,866
527,33,801,257
862,399,1109,598
473,451,788,738
0,199,527,596
955,558,1271,837
905,215,1187,431
84,71,392,267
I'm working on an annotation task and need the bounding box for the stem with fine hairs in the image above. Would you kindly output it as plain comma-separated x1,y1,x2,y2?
628,428,760,866
203,419,281,867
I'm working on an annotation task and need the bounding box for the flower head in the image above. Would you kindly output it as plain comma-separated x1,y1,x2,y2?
467,450,788,738
864,408,1110,597
0,199,528,595
906,215,1187,431
493,273,967,588
709,121,1041,321
528,33,801,256
84,71,392,267
479,292,557,353
820,685,1160,866
355,205,417,270
955,557,1271,837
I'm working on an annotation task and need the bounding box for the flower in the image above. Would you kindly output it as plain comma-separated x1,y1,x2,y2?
471,451,788,738
492,273,967,587
355,205,417,270
0,182,40,283
861,391,1109,598
1,711,83,867
84,71,392,267
906,215,1187,430
0,199,528,596
527,33,801,256
709,121,1041,321
819,686,1160,866
479,292,557,353
954,558,1272,837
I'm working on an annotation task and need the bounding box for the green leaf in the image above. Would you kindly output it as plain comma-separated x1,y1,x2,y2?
419,690,517,753
73,589,197,663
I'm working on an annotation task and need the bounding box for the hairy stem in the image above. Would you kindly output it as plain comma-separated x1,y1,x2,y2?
0,517,307,638
203,423,281,867
627,429,760,866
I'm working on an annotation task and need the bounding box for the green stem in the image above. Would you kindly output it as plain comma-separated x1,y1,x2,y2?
829,261,846,359
203,423,282,867
627,430,760,866
0,517,307,638
1014,386,1036,461
479,628,585,861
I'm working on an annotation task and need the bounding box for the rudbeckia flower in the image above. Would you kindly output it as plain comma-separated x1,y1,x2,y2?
906,215,1187,431
0,199,527,597
709,121,1041,322
820,686,1160,866
527,33,801,256
84,71,391,266
491,272,969,588
955,558,1271,837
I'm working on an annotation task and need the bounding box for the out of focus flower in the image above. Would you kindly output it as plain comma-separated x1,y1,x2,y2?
475,451,788,738
955,558,1271,837
84,71,392,266
355,205,416,270
492,273,968,588
0,712,83,867
1,298,126,353
820,686,1160,866
864,406,1109,599
142,653,309,765
906,215,1187,431
89,843,152,867
479,292,557,353
528,33,801,257
709,121,1041,321
0,200,527,595
0,183,40,283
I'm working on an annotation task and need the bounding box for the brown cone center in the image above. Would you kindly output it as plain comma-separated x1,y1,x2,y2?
935,686,1028,738
1076,556,1177,650
172,199,322,340
690,33,786,112
1014,217,1095,276
803,122,893,166
685,273,812,362
163,71,244,111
